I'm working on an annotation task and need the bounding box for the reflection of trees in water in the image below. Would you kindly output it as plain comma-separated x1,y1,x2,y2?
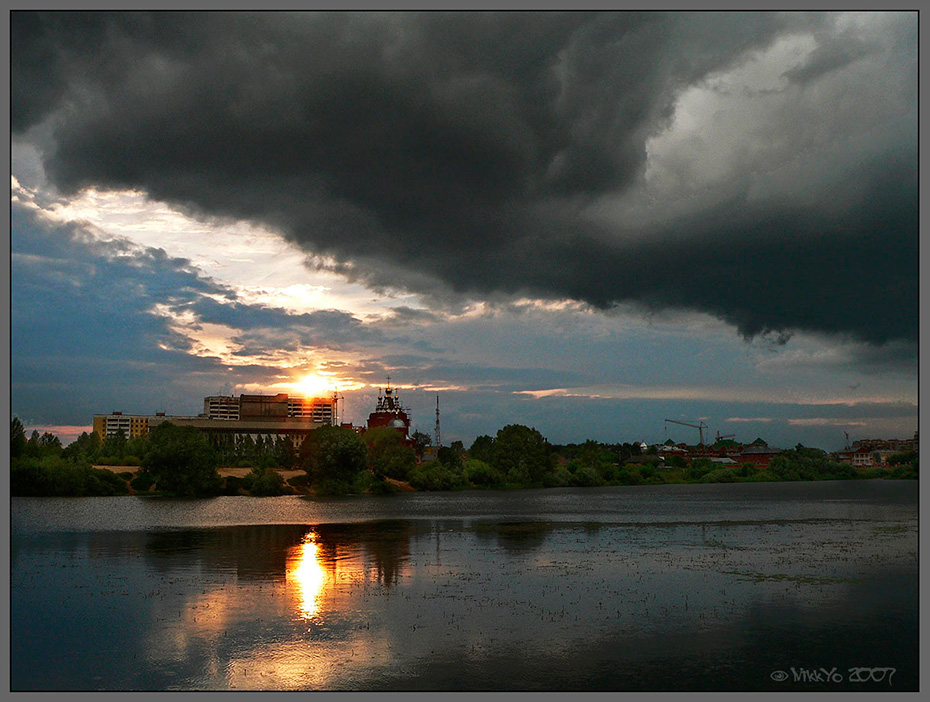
474,521,554,553
313,521,412,587
143,525,310,580
140,522,414,586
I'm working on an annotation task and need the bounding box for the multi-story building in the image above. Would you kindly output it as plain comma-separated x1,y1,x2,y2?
287,396,337,424
204,393,336,425
851,432,919,454
94,393,337,448
93,411,167,439
204,396,240,420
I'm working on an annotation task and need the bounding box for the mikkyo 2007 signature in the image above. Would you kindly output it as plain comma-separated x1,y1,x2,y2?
770,667,896,685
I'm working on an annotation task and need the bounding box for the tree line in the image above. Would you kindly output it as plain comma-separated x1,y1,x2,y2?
10,417,918,498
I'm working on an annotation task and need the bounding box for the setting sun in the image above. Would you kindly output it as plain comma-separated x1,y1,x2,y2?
292,372,333,399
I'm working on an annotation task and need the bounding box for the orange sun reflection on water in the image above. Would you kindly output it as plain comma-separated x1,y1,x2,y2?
287,533,328,620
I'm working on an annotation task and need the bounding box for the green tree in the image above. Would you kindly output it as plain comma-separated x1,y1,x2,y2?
39,432,63,454
299,425,368,490
25,430,41,458
101,429,128,458
62,431,102,462
411,430,432,459
887,450,917,466
468,434,495,464
124,435,147,462
24,430,63,458
273,435,298,468
236,434,255,466
10,417,27,459
491,424,554,486
366,427,416,481
141,422,221,496
437,446,464,472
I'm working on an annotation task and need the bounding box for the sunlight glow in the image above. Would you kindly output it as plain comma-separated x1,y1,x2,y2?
288,534,327,620
291,372,334,399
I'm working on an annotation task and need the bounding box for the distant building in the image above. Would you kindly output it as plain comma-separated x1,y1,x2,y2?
708,457,738,466
738,443,781,467
204,396,240,420
94,392,337,447
93,411,163,440
837,446,875,467
851,432,918,454
204,393,336,424
657,440,687,455
366,381,411,440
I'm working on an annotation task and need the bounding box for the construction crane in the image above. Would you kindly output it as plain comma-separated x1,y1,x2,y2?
715,431,736,443
332,389,345,426
665,419,708,455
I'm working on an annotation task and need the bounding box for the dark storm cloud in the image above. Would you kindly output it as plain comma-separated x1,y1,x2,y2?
12,11,917,345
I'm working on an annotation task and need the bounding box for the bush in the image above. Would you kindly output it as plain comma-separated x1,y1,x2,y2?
409,462,467,491
738,463,756,478
130,473,156,492
888,462,918,480
643,469,667,485
887,451,918,466
312,478,359,496
220,475,245,495
353,470,395,494
87,468,130,496
687,459,715,481
287,473,310,489
543,465,572,488
463,459,501,487
11,456,129,496
247,467,286,496
701,467,738,483
569,464,603,487
614,467,643,485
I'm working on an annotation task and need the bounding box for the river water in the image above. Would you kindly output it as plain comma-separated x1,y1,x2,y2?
10,480,918,691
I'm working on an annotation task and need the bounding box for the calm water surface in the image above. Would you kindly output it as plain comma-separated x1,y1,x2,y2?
11,481,918,691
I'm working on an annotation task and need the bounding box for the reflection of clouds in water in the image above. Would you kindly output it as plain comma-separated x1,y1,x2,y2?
135,524,418,688
15,508,913,690
224,636,396,691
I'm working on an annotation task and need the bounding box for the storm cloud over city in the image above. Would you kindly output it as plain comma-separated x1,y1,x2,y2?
11,11,917,449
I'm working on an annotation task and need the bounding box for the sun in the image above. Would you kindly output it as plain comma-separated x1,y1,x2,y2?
292,372,333,399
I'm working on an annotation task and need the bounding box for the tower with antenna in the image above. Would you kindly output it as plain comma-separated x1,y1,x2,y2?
434,395,442,448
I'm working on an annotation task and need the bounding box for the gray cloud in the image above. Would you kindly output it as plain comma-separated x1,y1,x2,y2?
9,200,379,422
12,11,917,346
